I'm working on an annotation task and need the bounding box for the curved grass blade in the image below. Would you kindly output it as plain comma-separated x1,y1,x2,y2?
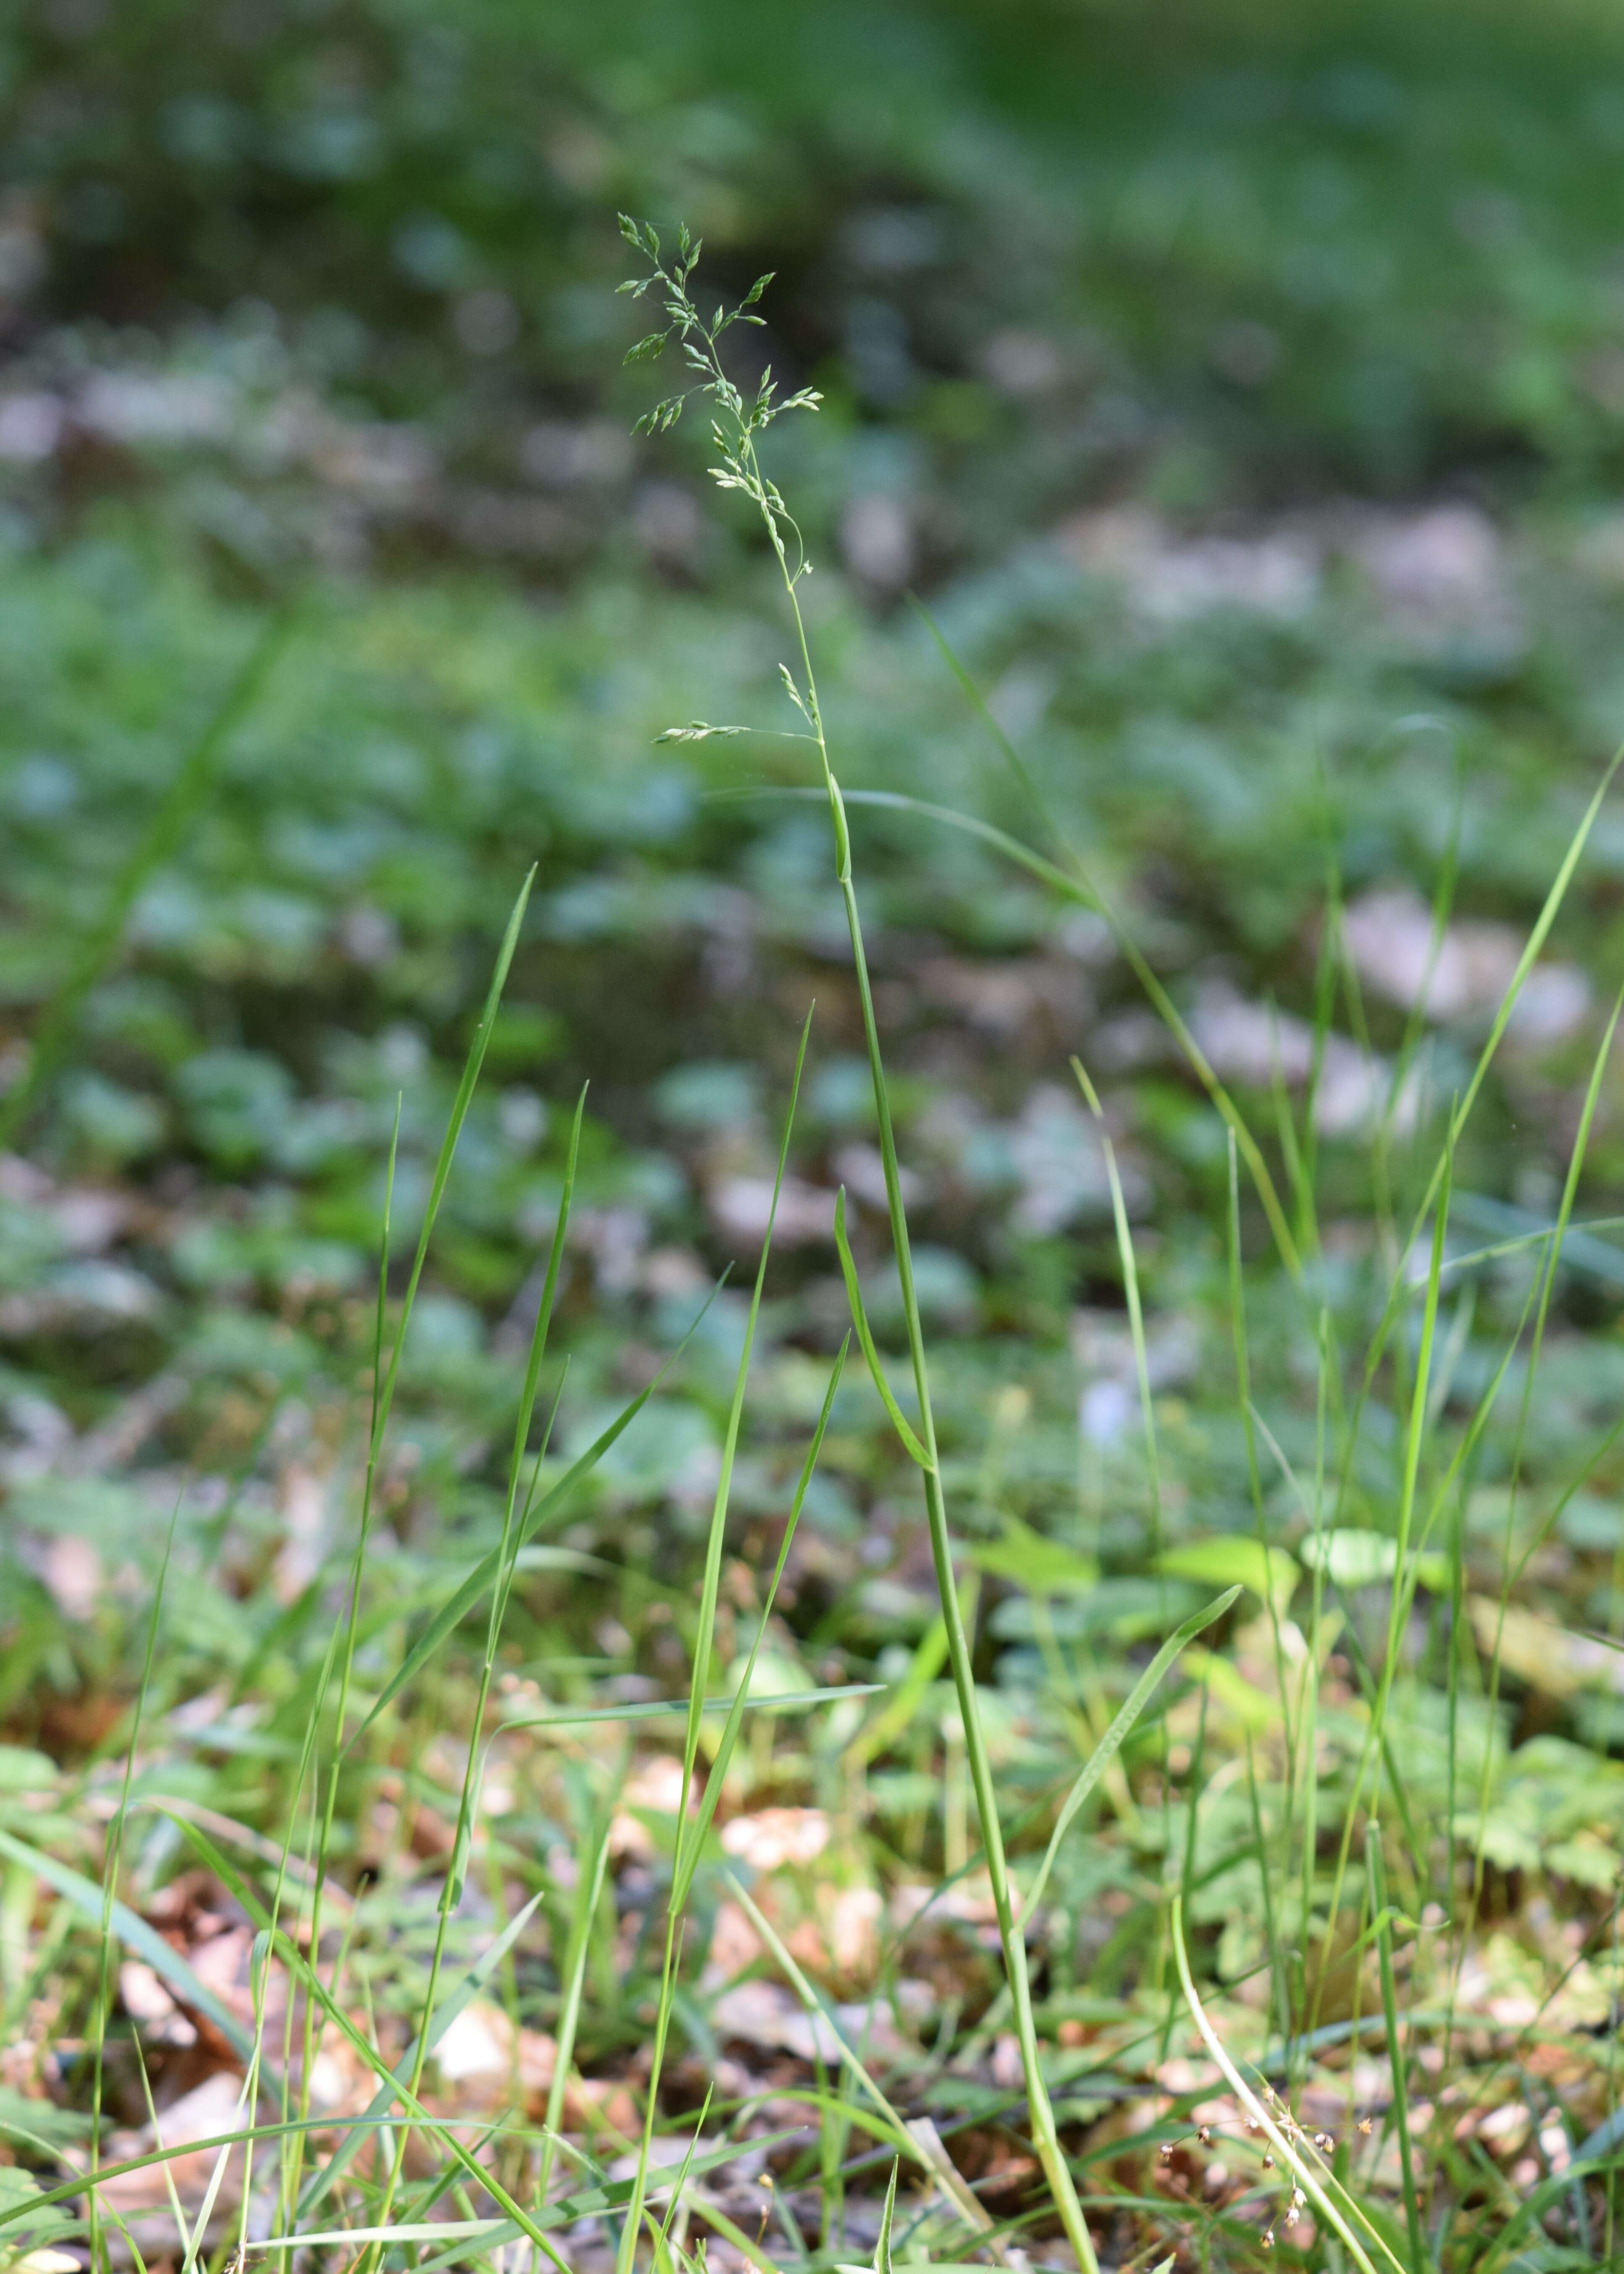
1341,744,1624,1456
264,2223,510,2248
0,1828,260,2068
349,1277,722,1746
1425,747,1624,1212
366,865,537,1472
678,1005,813,1799
875,2157,899,2274
0,610,293,1151
508,1682,881,1730
776,776,1299,1279
504,1084,586,1512
296,1892,543,2217
1366,1827,1430,2274
673,1338,850,1914
150,1814,575,2274
1170,1895,1398,2274
833,1189,931,1468
721,1873,923,2172
620,1008,815,2274
912,598,1306,1277
1020,1589,1239,1923
540,1802,616,2199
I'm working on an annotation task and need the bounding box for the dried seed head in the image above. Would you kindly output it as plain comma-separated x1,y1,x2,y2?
1261,2229,1275,2251
1197,2124,1211,2146
1263,2150,1274,2169
1245,2114,1261,2133
1159,2143,1174,2165
1313,2131,1334,2152
1358,2116,1374,2137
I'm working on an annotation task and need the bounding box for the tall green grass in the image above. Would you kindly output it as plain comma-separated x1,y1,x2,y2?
5,224,1624,2274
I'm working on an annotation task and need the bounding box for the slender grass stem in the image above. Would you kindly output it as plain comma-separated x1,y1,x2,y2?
1367,1827,1428,2274
616,222,1106,2274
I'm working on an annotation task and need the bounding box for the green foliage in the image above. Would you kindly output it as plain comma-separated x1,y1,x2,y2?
7,8,1624,2271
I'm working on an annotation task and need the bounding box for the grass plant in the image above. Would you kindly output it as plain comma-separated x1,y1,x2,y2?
8,166,1624,2274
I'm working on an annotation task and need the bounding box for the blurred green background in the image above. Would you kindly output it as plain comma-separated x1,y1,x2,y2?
5,0,1624,1715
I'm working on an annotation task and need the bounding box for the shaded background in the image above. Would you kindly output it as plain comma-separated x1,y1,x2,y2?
4,0,1624,1747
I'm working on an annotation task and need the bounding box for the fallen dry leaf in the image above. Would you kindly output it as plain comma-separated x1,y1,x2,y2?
95,2068,247,2216
1057,506,1319,621
720,1807,831,1871
1186,983,1417,1136
434,1999,636,2137
1343,885,1589,1044
702,1896,765,1986
118,1959,197,2048
709,1977,918,2065
1467,1597,1624,1697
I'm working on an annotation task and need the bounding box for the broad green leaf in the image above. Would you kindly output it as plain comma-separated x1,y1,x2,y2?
0,2164,74,2250
1301,1529,1448,1593
974,1517,1098,1595
0,1748,56,1793
1159,1537,1297,1615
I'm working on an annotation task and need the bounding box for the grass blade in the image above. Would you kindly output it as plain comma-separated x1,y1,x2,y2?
721,1873,922,2171
507,1682,880,1731
0,610,293,1151
617,1007,814,2274
673,1340,850,1912
150,1813,576,2274
874,2157,899,2274
1020,1588,1239,1922
296,1892,543,2217
912,599,1304,1275
833,1190,932,1467
350,1279,722,1746
0,1828,260,2067
1169,1895,1398,2274
1366,1826,1430,2274
365,865,537,1470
